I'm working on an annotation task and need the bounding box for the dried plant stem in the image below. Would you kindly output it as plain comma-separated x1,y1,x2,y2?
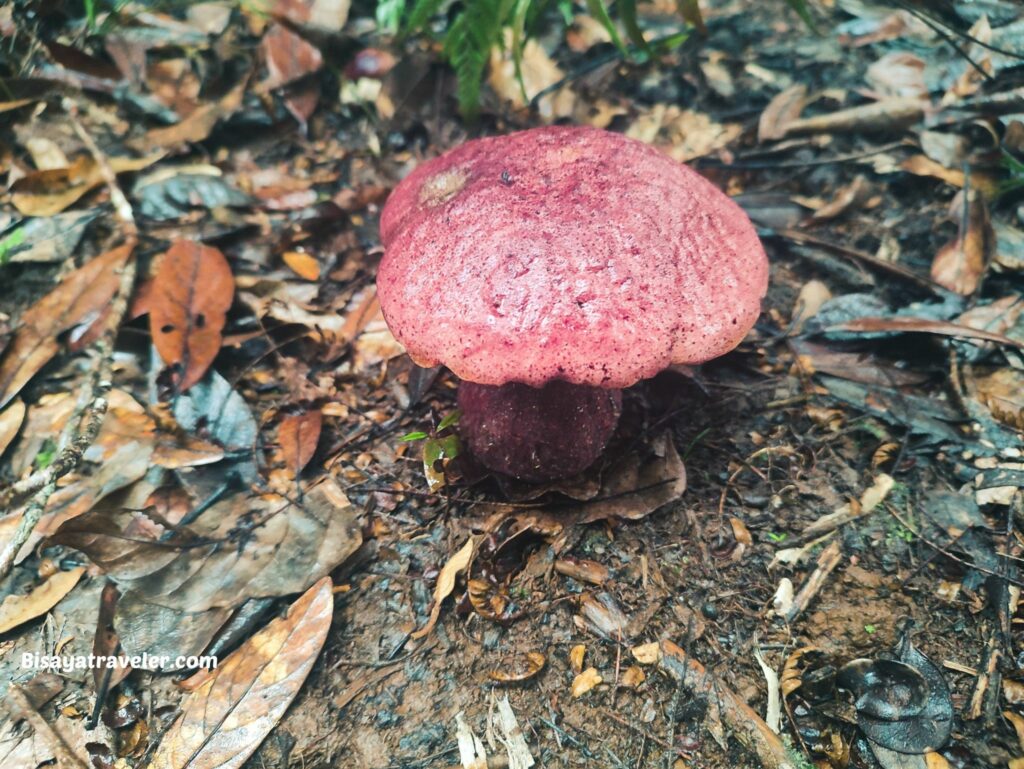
0,100,138,582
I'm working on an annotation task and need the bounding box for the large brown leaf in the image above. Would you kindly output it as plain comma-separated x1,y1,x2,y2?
150,240,234,391
148,578,333,769
51,480,360,613
11,154,161,217
0,245,132,408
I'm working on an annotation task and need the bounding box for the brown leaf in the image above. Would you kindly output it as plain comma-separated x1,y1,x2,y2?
931,189,993,295
487,651,546,683
968,367,1024,429
0,398,26,458
93,582,131,692
0,566,85,633
571,667,602,698
833,316,1024,350
11,154,162,217
412,537,474,639
148,578,333,769
279,410,322,478
758,84,808,142
150,240,234,391
272,0,351,31
901,155,999,197
142,77,248,150
866,52,927,99
0,245,132,408
262,22,323,90
812,175,870,221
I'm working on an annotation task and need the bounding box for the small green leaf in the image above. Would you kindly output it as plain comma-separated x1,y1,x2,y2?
864,624,877,634
437,409,462,432
0,226,27,266
401,431,429,442
376,0,407,34
785,0,817,31
619,0,651,55
35,439,57,470
404,0,446,34
583,0,627,56
767,531,787,543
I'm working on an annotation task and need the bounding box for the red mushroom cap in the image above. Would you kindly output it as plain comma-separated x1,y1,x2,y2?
378,126,768,388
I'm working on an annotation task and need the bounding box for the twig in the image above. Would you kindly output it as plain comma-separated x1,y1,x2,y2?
4,684,89,769
785,540,842,623
0,99,138,582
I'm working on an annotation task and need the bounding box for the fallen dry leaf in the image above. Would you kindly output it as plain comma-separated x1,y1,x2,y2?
488,31,574,123
832,317,1024,351
412,537,475,639
620,665,645,689
571,667,602,698
142,77,248,150
758,84,808,142
782,97,924,138
967,367,1024,430
931,189,993,295
0,398,26,458
569,643,586,674
262,22,323,90
11,154,162,217
0,566,85,633
279,409,322,477
148,578,333,769
282,250,321,280
488,651,546,684
0,244,132,408
150,240,234,391
902,155,999,198
866,51,927,99
631,641,661,665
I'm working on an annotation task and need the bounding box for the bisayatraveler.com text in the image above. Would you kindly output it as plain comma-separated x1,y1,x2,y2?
22,652,218,671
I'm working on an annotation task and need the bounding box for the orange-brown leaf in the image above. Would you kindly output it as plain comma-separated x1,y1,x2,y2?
0,245,132,408
150,240,234,392
279,410,322,478
262,23,323,89
149,578,333,769
931,189,993,295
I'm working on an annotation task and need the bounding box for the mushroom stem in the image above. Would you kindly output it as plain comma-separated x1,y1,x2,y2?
457,380,622,482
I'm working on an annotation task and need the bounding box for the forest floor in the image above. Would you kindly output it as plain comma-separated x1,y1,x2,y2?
0,0,1022,768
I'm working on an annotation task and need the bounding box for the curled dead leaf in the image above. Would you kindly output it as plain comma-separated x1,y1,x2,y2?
279,409,322,478
571,667,602,698
488,651,546,684
411,537,475,639
0,566,85,633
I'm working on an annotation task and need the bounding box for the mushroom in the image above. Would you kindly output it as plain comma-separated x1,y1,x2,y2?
377,126,768,481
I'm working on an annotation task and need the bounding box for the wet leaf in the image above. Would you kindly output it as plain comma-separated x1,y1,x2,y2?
279,409,322,478
150,240,234,391
0,244,132,408
412,537,475,639
148,578,333,769
837,634,953,754
0,566,86,633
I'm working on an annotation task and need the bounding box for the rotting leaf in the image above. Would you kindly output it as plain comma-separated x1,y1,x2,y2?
758,84,808,142
571,667,603,698
0,566,85,634
0,399,26,458
279,409,322,478
0,244,132,408
134,171,252,221
148,578,333,769
150,240,234,392
967,367,1024,429
412,537,475,640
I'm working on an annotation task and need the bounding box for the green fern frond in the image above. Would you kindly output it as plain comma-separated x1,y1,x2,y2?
444,0,504,120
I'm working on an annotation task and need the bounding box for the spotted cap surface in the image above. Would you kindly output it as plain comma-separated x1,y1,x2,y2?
377,125,768,388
